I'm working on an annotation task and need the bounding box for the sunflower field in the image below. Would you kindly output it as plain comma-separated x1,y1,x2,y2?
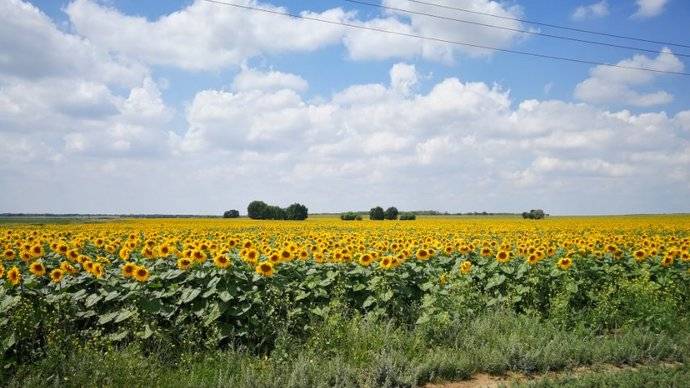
2,216,690,383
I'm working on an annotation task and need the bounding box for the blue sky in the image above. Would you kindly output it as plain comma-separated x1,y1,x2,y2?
1,0,689,214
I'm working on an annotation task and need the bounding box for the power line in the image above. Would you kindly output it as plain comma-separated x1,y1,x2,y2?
200,0,690,76
342,0,690,58
403,0,690,49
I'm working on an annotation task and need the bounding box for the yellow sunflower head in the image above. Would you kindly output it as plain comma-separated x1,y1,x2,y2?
133,266,150,282
213,254,231,269
255,261,274,277
30,261,46,277
50,268,65,283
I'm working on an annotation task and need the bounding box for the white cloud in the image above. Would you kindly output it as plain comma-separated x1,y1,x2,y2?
0,0,146,86
343,0,527,62
0,0,172,163
632,0,668,18
389,63,418,95
65,0,350,71
232,68,308,93
65,0,528,69
162,64,690,214
572,1,610,20
574,48,684,107
1,1,689,215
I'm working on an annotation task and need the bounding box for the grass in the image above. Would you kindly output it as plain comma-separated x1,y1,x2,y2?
3,310,689,388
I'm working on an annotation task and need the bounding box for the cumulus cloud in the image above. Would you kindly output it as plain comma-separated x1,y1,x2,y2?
0,0,146,86
161,63,690,214
65,0,350,71
574,48,684,107
343,0,527,62
64,0,528,69
632,0,668,18
572,1,609,20
0,0,172,164
232,67,309,93
2,0,689,215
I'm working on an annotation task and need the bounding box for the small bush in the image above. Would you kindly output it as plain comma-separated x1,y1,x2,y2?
223,210,240,218
399,213,416,220
340,212,359,221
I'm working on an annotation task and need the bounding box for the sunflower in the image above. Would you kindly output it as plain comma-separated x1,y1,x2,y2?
380,256,393,269
3,249,15,260
661,255,674,267
213,254,231,269
245,249,259,263
92,263,104,278
496,250,510,263
633,249,647,261
255,261,274,277
280,249,292,261
50,268,65,283
29,244,44,258
359,253,373,266
557,257,573,270
177,257,193,271
30,261,47,277
526,254,539,265
192,249,207,263
0,264,4,278
7,266,21,286
121,263,137,278
60,261,78,274
67,249,80,261
459,260,472,274
416,249,429,260
133,266,150,282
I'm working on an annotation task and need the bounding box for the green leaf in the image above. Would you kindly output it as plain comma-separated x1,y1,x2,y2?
362,296,376,309
84,293,102,308
97,311,119,325
219,291,232,302
295,291,310,301
108,331,129,342
380,290,394,302
114,309,134,323
203,304,222,326
179,288,201,304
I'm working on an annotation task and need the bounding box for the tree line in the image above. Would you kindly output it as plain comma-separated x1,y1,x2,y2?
340,206,416,221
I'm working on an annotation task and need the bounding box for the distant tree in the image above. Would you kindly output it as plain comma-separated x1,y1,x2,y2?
285,203,308,220
223,210,240,218
340,212,358,221
369,206,385,220
384,207,399,220
522,209,546,220
399,212,416,220
247,201,269,219
265,206,286,220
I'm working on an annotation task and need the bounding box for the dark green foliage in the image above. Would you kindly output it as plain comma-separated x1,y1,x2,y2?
384,207,399,220
246,201,308,220
369,206,385,220
223,210,240,218
5,311,689,388
399,213,416,220
523,209,546,219
247,201,269,219
340,212,359,221
285,203,308,220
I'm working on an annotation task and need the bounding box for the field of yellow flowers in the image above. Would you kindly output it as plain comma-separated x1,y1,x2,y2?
1,215,690,372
